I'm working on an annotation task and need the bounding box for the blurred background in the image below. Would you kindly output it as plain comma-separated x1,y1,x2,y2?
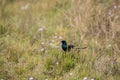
0,0,120,80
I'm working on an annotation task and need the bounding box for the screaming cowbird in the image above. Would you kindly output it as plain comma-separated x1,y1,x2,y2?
61,40,87,52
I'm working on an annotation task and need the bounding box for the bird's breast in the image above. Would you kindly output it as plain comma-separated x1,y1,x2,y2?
62,45,68,51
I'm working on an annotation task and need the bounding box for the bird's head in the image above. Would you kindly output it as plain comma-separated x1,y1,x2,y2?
61,40,67,45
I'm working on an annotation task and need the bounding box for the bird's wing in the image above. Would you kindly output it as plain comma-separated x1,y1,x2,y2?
68,45,74,48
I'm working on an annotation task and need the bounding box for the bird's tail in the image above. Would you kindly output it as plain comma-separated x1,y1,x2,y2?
74,47,87,49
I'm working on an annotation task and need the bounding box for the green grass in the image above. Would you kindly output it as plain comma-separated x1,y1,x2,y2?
0,0,120,80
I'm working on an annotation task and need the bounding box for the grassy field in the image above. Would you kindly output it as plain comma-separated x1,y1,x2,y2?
0,0,120,80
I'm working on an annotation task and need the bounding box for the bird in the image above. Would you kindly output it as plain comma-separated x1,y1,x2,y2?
61,40,87,52
61,40,74,52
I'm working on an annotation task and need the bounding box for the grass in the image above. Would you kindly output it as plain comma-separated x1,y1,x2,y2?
0,0,120,80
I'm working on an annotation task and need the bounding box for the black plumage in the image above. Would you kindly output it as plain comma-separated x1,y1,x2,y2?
61,40,74,52
61,40,87,52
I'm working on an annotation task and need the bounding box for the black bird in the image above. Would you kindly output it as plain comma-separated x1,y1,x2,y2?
61,40,74,52
61,40,87,52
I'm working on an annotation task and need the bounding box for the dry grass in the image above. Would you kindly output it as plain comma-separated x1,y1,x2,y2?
0,0,120,80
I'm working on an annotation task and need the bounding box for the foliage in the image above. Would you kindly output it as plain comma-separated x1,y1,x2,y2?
0,0,120,80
